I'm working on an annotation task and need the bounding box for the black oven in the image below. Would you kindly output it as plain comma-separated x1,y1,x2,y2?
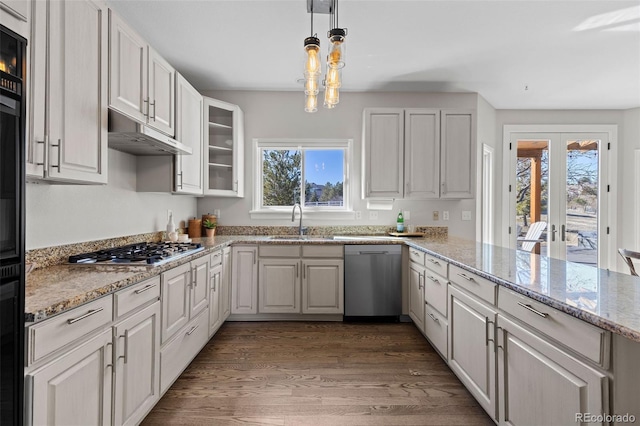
0,23,26,426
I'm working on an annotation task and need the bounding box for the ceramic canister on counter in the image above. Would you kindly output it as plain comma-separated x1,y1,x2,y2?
188,218,202,238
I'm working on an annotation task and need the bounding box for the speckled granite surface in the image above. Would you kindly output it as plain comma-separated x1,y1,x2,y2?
25,232,640,344
216,225,448,237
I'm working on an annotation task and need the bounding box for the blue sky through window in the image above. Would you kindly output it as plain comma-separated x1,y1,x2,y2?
304,150,344,184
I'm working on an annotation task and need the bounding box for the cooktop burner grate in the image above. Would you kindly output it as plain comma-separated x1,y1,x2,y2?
69,242,204,266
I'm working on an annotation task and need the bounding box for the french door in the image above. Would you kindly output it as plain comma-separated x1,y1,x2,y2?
504,128,615,269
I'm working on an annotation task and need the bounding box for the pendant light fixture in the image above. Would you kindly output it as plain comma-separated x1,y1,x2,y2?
303,0,347,113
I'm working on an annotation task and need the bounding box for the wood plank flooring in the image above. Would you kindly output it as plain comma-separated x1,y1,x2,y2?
142,322,494,426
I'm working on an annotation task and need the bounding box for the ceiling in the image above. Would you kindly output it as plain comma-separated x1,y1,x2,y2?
107,0,640,110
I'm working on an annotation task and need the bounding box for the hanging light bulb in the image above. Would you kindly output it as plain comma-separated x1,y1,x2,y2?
325,66,341,88
304,37,321,77
324,85,339,108
305,75,319,95
305,93,318,113
327,28,346,69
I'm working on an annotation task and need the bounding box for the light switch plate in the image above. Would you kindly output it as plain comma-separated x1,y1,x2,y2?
433,211,439,221
403,210,411,220
369,211,378,220
443,211,450,221
355,211,362,220
462,211,472,221
213,209,221,219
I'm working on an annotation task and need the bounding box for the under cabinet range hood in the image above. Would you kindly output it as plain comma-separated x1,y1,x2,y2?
107,110,192,156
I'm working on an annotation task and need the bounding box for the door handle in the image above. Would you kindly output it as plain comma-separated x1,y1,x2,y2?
561,224,566,242
551,224,557,242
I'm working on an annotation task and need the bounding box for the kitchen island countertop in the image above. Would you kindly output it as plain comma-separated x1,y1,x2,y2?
26,235,640,344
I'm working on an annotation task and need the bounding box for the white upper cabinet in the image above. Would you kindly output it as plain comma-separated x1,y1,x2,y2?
203,97,244,197
362,107,475,199
174,73,203,195
0,0,30,37
27,0,108,184
108,9,175,137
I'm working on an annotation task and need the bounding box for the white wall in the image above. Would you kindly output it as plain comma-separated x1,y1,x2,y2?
198,90,479,238
476,95,497,243
26,149,197,249
621,108,640,253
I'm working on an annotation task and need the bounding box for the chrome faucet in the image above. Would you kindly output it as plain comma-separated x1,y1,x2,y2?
292,203,304,235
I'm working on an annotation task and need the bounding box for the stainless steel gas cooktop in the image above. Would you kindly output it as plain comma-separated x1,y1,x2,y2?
68,242,204,267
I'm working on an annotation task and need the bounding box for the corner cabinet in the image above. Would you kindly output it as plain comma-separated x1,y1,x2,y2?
108,9,175,137
174,73,203,195
362,108,474,199
203,97,244,197
27,0,108,184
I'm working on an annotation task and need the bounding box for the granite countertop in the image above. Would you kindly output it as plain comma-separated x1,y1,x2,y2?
26,234,640,344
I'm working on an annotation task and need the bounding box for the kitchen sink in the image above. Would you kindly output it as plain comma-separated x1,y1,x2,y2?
267,235,334,241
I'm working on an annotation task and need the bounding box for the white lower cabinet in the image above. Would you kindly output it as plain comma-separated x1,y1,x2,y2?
302,259,344,314
113,301,161,426
408,261,425,333
209,263,223,336
497,314,608,426
259,257,300,313
27,328,113,426
231,245,258,314
221,247,232,319
448,285,497,421
160,308,209,394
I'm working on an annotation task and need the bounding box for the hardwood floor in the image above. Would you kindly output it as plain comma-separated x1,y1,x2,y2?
142,322,494,426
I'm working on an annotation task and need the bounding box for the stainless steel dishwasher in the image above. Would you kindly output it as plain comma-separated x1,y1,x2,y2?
344,245,402,320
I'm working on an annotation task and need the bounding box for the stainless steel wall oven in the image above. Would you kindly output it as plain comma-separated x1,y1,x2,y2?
0,23,26,426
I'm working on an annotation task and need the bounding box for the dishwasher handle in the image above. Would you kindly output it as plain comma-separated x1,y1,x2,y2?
355,251,390,255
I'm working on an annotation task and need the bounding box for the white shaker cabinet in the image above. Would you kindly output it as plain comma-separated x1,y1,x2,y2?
408,260,425,333
302,259,344,314
174,73,203,195
203,97,244,197
259,257,300,313
27,328,113,426
362,108,474,199
112,301,161,426
231,245,258,314
209,262,223,336
221,246,232,319
108,9,175,136
27,0,108,184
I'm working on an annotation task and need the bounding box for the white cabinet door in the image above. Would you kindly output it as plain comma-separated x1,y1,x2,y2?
440,110,474,199
190,255,209,318
302,259,344,314
404,109,440,199
448,285,497,421
203,97,244,197
408,261,425,333
108,9,147,123
28,328,113,426
231,246,258,314
161,262,191,343
148,47,175,136
113,302,161,426
45,0,108,184
221,247,232,319
175,73,203,195
0,0,29,37
209,264,222,337
362,108,404,198
259,258,300,313
497,314,608,426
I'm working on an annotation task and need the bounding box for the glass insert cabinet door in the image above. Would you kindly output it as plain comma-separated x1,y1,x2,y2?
507,132,610,268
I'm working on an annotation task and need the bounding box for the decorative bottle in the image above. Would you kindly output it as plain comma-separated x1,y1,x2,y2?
166,212,176,239
396,211,404,233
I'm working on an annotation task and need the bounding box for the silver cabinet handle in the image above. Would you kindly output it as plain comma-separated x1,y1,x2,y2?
178,172,183,189
186,324,199,336
35,139,46,166
418,274,423,289
457,273,476,283
428,312,439,323
517,301,549,318
296,263,299,278
485,317,494,346
426,275,439,283
150,100,156,120
105,342,113,371
50,139,61,170
427,258,440,266
117,331,129,363
135,283,157,294
143,98,149,117
67,307,103,324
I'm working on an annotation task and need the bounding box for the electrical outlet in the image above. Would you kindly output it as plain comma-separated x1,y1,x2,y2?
403,210,411,221
443,211,450,221
433,211,439,221
355,211,362,220
369,211,378,220
213,209,221,219
462,211,472,221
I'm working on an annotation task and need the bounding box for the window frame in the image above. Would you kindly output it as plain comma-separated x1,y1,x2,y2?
251,138,354,220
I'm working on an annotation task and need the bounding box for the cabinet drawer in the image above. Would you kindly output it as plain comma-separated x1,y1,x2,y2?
28,296,113,366
424,303,448,359
424,253,448,277
449,265,496,305
408,248,425,265
424,270,448,317
259,245,300,257
160,308,209,394
114,276,160,319
302,245,343,258
210,250,223,267
498,287,610,367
